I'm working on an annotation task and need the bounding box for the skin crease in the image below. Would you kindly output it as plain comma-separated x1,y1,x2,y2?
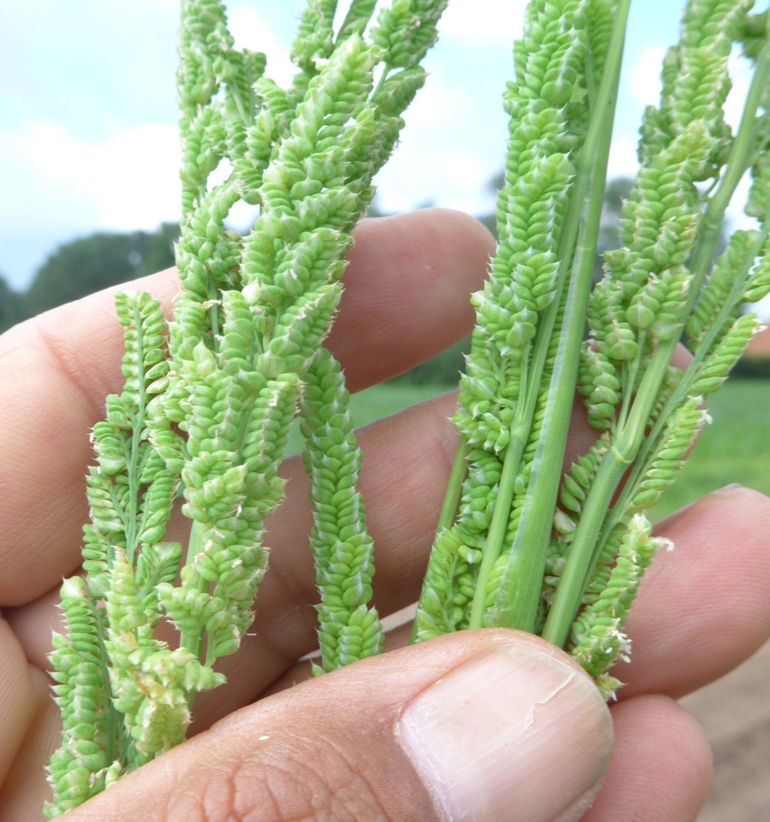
0,210,767,820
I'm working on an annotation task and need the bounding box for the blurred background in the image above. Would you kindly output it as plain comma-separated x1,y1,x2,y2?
1,2,768,817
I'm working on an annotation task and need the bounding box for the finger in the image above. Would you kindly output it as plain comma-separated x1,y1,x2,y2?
61,630,611,822
0,667,57,821
329,209,493,389
584,695,712,821
268,647,714,821
0,618,46,789
616,485,770,698
264,615,415,697
0,209,493,605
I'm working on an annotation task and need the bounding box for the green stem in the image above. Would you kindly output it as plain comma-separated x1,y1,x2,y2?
94,606,121,765
371,64,392,102
468,346,531,628
618,331,647,431
542,34,770,649
464,2,633,628
436,437,468,531
125,304,147,564
542,346,670,646
179,519,208,660
467,80,600,628
490,0,632,633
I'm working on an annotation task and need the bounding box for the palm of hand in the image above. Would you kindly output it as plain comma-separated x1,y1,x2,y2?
1,211,768,821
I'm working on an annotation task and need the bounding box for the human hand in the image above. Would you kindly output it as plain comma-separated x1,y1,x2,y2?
1,210,768,821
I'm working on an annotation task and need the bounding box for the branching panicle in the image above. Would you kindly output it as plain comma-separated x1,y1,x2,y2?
49,0,448,811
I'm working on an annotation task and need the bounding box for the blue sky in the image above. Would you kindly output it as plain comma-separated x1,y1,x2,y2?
2,0,765,318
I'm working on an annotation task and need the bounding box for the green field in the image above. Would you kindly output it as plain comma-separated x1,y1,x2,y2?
289,378,769,522
653,378,770,518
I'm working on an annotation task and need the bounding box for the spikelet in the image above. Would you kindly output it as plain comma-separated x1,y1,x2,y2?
600,123,709,331
106,550,225,760
744,244,770,303
301,348,383,671
414,3,595,639
291,0,337,76
373,0,450,70
579,521,628,607
455,448,504,546
51,0,455,810
630,397,707,510
559,433,613,516
166,0,451,674
590,0,750,377
135,542,184,613
578,345,621,430
690,314,765,395
339,0,379,40
585,0,615,88
687,230,758,348
413,527,481,641
570,514,663,698
639,0,750,173
45,578,118,818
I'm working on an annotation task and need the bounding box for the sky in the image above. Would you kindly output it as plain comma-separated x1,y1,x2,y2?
1,0,767,317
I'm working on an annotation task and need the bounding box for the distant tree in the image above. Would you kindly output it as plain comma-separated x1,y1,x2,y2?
25,223,179,316
391,338,470,386
595,176,634,277
0,274,28,333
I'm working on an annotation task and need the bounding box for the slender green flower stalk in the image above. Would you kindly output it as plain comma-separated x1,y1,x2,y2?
47,0,448,814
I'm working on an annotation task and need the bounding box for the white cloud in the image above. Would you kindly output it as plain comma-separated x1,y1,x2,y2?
630,45,666,109
439,0,524,45
372,73,497,215
724,52,751,132
375,143,493,215
607,136,639,181
228,5,296,87
402,74,476,131
92,125,181,229
0,121,180,234
724,171,754,233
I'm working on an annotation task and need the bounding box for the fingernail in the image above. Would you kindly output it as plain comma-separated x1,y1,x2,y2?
396,642,613,822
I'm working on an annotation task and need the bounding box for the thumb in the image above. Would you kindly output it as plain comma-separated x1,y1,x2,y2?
64,630,613,822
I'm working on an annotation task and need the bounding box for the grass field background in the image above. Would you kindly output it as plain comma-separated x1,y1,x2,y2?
289,377,769,522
